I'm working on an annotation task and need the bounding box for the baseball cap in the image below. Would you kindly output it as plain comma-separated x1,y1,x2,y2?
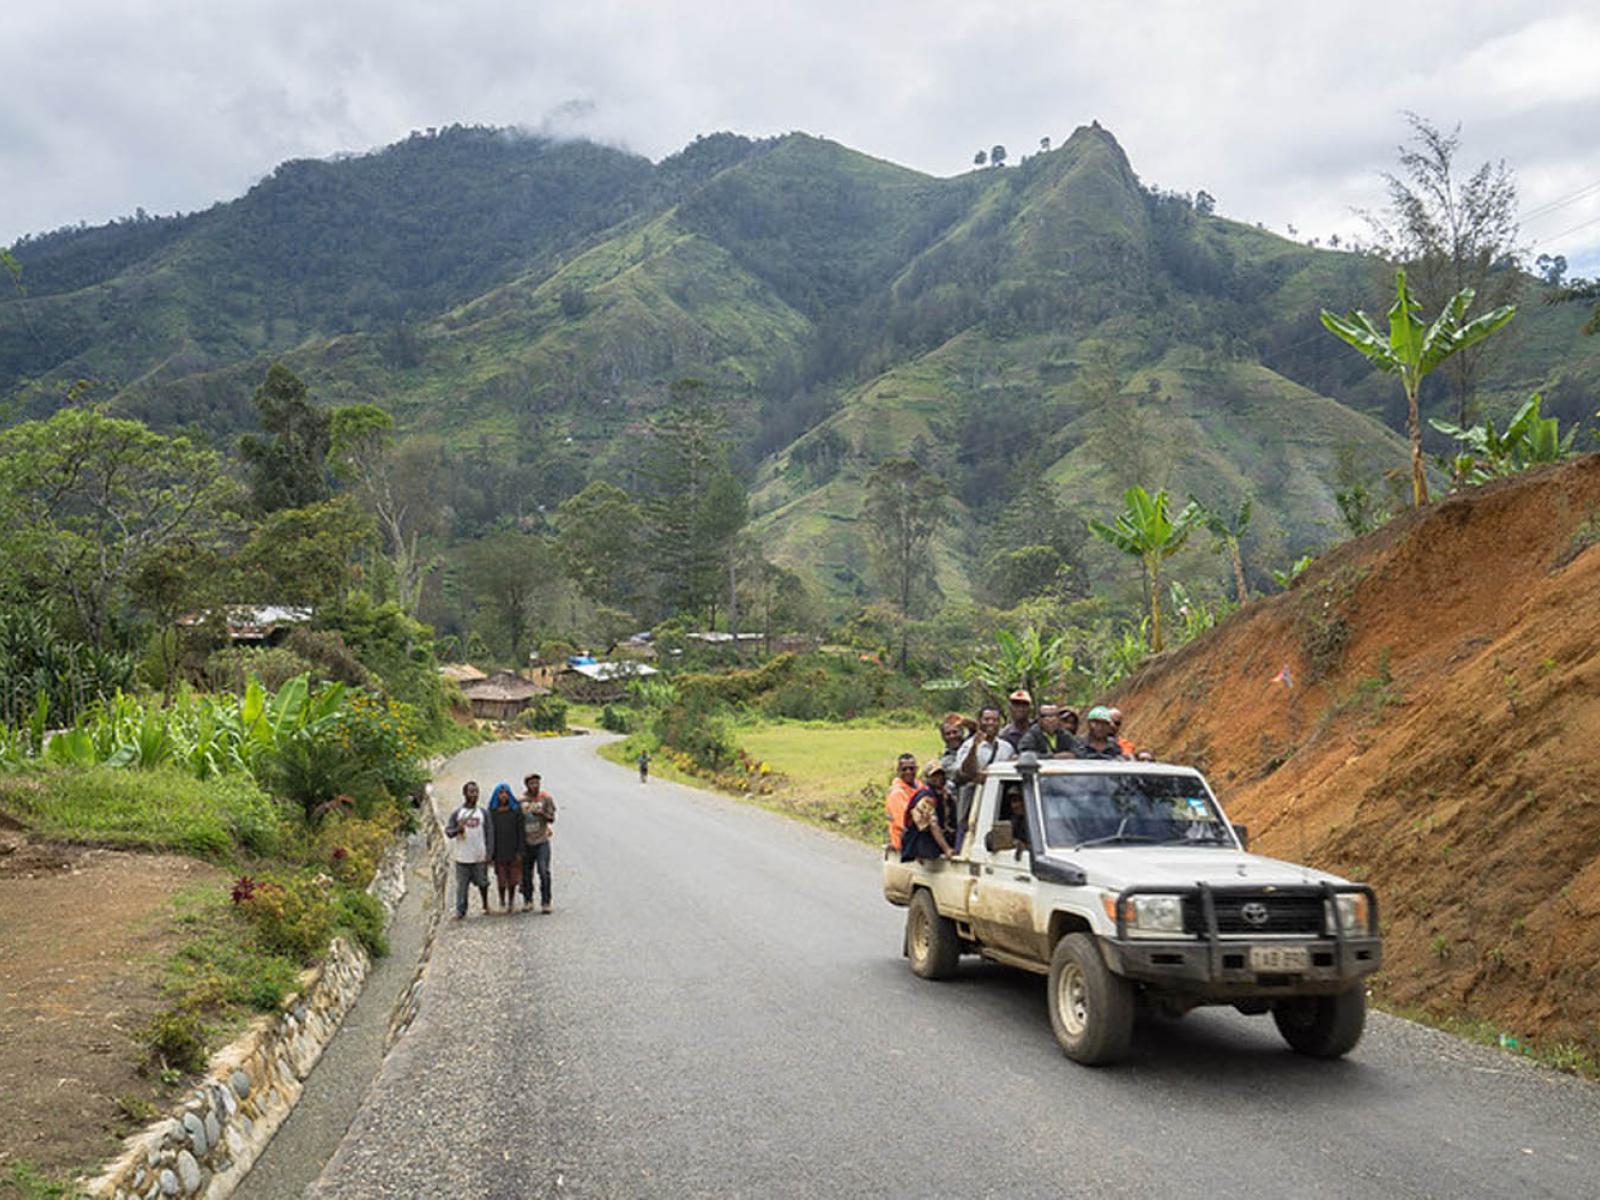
1008,688,1033,704
1086,705,1115,722
923,760,947,778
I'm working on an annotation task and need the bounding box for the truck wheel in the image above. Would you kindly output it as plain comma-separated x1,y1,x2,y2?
1273,987,1366,1058
1047,933,1134,1065
906,890,960,980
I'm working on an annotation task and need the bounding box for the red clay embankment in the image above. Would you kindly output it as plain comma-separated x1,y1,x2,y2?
1116,454,1600,1049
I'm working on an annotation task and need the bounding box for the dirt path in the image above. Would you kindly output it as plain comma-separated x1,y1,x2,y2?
0,825,224,1190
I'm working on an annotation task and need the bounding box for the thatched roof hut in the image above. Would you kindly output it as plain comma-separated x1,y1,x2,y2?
461,671,548,721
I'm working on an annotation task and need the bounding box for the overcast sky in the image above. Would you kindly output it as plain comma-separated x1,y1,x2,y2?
5,1,1599,274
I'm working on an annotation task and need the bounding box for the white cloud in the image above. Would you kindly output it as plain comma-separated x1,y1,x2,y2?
3,0,1597,273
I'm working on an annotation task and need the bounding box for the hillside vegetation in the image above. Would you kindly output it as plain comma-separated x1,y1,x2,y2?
5,123,1598,607
1113,453,1600,1052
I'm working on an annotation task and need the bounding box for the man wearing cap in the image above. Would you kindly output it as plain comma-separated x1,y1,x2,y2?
1019,703,1080,758
1079,707,1128,760
899,761,955,862
885,753,919,852
999,689,1034,750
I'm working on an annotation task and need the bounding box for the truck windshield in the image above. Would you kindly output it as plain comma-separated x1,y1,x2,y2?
1038,773,1231,849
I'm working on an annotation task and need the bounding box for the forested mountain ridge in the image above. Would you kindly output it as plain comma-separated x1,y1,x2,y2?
4,122,1597,606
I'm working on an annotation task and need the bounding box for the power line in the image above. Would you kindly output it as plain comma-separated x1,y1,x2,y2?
1532,210,1600,248
1521,179,1600,224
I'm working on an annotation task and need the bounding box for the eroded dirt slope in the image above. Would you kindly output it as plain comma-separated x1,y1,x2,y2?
1115,454,1600,1049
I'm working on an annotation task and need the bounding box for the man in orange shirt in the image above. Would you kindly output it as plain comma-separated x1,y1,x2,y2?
885,753,919,851
1108,707,1136,758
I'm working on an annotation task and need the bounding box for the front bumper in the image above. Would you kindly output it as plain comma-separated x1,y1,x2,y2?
1102,935,1383,996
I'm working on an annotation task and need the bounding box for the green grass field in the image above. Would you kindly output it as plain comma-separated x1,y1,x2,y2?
597,717,932,843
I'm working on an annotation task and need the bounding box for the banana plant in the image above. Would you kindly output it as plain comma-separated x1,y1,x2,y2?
1089,486,1202,652
1192,495,1253,603
1322,269,1516,507
969,627,1074,704
1430,392,1577,485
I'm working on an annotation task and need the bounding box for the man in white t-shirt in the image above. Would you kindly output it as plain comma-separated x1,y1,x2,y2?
445,781,494,919
953,704,1016,846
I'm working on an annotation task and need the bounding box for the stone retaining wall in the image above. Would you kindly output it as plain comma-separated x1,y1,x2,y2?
82,819,437,1200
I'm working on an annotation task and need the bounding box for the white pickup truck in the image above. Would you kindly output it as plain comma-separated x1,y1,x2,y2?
883,755,1381,1065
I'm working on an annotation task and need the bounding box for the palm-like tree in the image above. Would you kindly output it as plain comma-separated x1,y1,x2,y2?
1089,486,1202,652
970,627,1074,705
1193,495,1252,604
1321,269,1515,507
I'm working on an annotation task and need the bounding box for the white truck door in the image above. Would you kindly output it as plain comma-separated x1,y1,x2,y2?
965,778,1039,959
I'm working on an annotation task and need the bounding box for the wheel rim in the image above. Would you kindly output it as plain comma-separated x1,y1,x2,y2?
910,907,930,966
1057,960,1089,1037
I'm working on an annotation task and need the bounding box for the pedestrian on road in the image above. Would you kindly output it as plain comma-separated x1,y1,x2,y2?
486,783,525,914
520,772,557,913
445,781,492,919
638,750,650,783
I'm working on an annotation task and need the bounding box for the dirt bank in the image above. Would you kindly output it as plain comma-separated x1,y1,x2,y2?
1115,453,1600,1051
0,828,225,1190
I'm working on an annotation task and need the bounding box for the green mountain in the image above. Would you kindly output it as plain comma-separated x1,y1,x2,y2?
5,122,1597,608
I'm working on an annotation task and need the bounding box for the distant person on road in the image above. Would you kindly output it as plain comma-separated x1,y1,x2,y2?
1079,707,1128,760
520,772,557,914
1019,703,1080,758
486,783,525,915
885,753,920,852
900,763,955,863
445,781,492,920
637,750,650,783
999,689,1034,750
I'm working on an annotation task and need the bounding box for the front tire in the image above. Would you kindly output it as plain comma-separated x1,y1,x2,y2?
1048,933,1134,1065
906,890,960,979
1273,987,1366,1058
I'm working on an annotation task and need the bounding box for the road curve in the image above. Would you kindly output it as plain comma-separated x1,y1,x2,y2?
304,734,1600,1200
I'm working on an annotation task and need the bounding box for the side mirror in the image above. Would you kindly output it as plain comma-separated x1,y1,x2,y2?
985,821,1016,853
1232,823,1250,851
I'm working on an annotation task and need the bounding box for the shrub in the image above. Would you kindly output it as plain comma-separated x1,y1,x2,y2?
314,807,402,887
284,627,373,686
258,736,384,823
240,874,337,961
517,695,569,733
652,693,735,771
334,888,388,957
140,1009,209,1076
0,766,287,859
600,704,635,733
205,647,317,694
339,692,427,804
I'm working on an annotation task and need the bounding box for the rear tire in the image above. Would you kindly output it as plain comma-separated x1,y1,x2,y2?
1273,987,1366,1058
1047,933,1134,1065
906,890,960,979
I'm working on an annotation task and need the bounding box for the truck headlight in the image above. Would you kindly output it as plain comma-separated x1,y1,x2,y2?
1325,893,1371,935
1104,893,1186,935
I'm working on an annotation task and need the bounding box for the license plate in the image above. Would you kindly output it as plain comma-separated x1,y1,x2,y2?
1249,945,1310,973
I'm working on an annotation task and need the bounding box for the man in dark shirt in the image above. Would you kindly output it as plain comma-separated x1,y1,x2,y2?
1019,703,1080,758
1079,706,1128,760
999,689,1033,750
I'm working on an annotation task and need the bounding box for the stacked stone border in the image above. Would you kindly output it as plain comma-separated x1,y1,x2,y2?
82,809,448,1200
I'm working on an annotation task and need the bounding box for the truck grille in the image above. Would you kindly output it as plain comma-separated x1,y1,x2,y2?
1183,892,1324,936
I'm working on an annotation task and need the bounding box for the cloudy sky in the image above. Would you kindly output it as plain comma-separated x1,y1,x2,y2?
5,1,1599,273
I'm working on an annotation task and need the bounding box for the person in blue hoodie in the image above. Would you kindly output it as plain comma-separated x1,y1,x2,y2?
485,783,525,914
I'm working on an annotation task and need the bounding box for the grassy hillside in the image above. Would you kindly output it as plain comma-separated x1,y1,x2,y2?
4,122,1597,609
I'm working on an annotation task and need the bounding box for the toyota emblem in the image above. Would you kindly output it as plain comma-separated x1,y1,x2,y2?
1240,902,1270,926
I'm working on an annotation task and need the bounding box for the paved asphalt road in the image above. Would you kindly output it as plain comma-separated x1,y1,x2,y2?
303,735,1600,1200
